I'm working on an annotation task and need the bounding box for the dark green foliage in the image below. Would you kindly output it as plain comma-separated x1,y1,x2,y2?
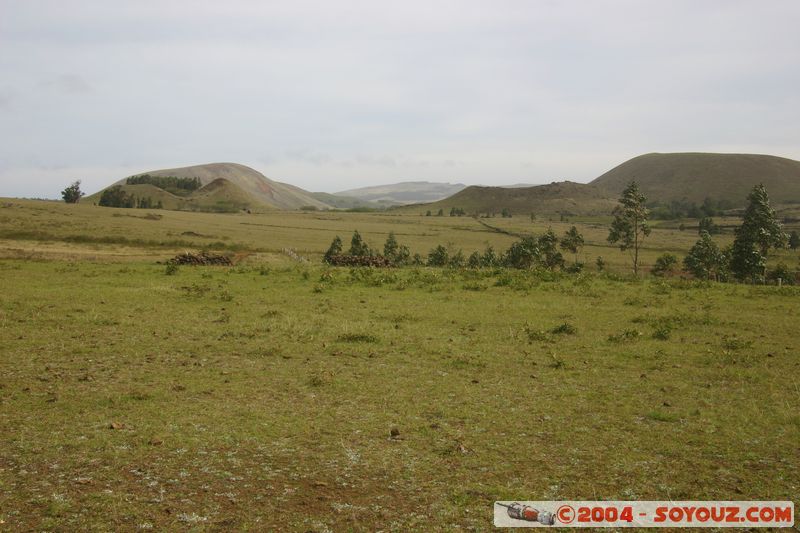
165,263,179,275
126,174,201,195
324,236,343,264
596,256,606,271
436,209,444,216
684,231,727,280
501,208,512,218
467,251,482,269
502,236,539,269
550,322,577,335
349,230,371,257
698,217,720,235
61,180,84,203
559,226,584,262
651,253,679,277
788,230,800,250
608,181,651,276
383,232,410,265
99,186,135,208
449,250,465,268
383,232,399,259
425,210,432,216
482,245,499,267
565,262,584,274
767,263,796,285
538,228,565,270
427,245,449,266
730,185,786,281
449,207,465,216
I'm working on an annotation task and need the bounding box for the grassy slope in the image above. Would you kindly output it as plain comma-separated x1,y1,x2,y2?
85,179,273,213
2,198,799,272
0,262,798,530
395,182,618,216
99,162,332,210
309,191,381,210
592,152,800,205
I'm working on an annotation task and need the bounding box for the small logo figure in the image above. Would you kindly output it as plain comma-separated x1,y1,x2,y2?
496,502,556,525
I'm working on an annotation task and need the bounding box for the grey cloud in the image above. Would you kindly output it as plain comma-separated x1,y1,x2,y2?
40,74,92,94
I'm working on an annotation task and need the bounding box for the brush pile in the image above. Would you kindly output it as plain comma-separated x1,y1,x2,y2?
167,251,233,266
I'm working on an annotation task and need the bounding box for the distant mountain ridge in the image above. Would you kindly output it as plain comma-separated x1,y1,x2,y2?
335,181,467,205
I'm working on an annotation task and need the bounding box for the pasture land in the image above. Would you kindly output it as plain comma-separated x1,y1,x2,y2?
0,199,799,530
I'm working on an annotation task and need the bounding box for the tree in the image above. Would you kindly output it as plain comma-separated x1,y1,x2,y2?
383,232,399,259
467,251,482,268
538,228,564,270
651,253,678,277
559,226,585,263
449,250,465,268
607,181,651,276
503,236,539,269
789,230,800,250
436,208,444,216
349,230,371,257
684,231,727,281
61,180,84,203
427,245,449,266
425,210,432,216
99,185,134,208
383,232,410,265
324,235,343,263
501,208,512,218
698,217,719,235
481,245,499,267
730,184,786,282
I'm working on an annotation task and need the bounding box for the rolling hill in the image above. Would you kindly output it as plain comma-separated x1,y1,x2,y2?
592,152,800,206
398,181,617,216
88,162,330,212
335,181,467,205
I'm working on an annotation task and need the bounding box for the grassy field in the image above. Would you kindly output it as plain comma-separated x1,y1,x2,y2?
1,199,799,530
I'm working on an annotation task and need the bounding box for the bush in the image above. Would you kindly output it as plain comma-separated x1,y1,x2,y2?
165,263,179,275
427,245,449,267
767,263,796,285
550,323,577,335
651,253,678,277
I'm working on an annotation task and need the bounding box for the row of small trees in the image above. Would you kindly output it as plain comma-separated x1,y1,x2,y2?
609,182,791,282
324,227,586,271
324,182,792,283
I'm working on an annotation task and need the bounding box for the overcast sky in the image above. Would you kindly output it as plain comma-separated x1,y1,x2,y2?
1,0,799,198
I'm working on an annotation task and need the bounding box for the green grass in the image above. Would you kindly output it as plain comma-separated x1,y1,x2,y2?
1,261,799,530
0,199,799,529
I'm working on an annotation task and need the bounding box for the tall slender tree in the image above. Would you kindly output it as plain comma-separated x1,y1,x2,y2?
607,181,651,276
730,184,786,282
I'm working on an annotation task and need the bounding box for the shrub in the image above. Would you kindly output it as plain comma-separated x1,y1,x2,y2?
766,263,796,285
608,329,642,343
651,253,679,277
427,245,449,267
550,322,577,335
165,263,179,275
